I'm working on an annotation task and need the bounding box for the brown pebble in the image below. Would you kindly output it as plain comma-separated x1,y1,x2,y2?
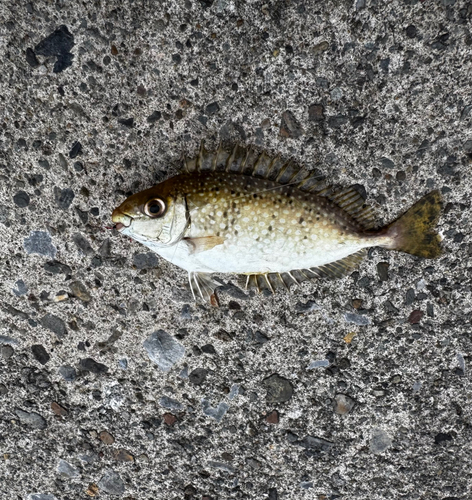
352,298,363,309
99,430,115,445
51,401,67,416
113,448,134,462
163,413,177,426
408,310,424,324
111,45,118,56
334,394,355,415
86,483,99,497
266,410,279,424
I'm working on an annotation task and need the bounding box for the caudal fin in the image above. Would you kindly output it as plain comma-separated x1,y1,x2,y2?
386,190,443,258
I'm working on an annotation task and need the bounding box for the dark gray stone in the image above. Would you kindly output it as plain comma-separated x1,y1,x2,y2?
263,374,293,403
15,409,47,430
159,396,184,410
98,469,125,495
41,313,67,338
133,252,159,269
72,233,93,255
31,345,50,365
58,365,77,382
54,187,75,210
78,358,108,374
189,368,208,385
13,190,30,207
24,231,57,258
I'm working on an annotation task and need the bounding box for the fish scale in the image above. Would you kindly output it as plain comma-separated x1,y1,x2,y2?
112,142,443,303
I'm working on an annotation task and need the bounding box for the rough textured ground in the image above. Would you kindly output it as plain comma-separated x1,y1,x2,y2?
1,1,471,499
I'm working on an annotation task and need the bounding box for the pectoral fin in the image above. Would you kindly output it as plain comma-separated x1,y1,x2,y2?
183,236,225,254
188,272,220,306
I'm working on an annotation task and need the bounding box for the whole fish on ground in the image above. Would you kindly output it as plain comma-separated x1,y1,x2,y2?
112,143,442,304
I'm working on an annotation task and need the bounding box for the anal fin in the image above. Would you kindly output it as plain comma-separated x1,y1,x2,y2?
242,250,367,294
189,272,220,305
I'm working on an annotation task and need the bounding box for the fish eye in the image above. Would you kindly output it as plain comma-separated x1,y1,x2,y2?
143,198,166,218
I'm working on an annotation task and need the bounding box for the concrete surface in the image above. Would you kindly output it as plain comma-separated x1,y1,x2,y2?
1,0,471,499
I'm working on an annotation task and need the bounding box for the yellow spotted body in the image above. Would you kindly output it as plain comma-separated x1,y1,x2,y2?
112,143,442,302
171,171,379,274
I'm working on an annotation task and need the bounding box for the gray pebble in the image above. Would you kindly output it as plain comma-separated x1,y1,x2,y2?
143,330,185,372
299,435,333,453
98,469,125,496
202,399,229,422
1,345,14,360
307,359,330,370
263,374,293,403
0,335,19,346
78,358,108,374
31,345,50,365
24,231,57,258
58,365,77,382
41,313,67,338
189,368,208,385
228,383,239,400
370,428,392,454
12,279,28,296
13,190,30,208
159,396,184,411
54,187,75,210
27,495,58,500
57,459,80,478
72,233,93,255
15,408,47,430
133,252,159,269
344,313,370,326
207,461,235,474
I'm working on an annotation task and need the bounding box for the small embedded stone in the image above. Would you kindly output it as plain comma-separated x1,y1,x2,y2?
13,190,30,208
51,401,68,416
408,310,424,324
112,448,134,462
263,374,293,403
99,430,115,445
266,410,279,424
31,344,50,365
163,413,177,426
280,110,303,138
334,394,355,415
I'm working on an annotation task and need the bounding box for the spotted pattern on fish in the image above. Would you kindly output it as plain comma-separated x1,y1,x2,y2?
112,142,443,303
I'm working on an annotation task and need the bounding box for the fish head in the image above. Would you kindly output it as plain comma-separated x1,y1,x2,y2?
112,182,189,246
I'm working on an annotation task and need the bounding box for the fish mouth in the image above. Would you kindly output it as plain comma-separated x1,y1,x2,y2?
112,208,132,231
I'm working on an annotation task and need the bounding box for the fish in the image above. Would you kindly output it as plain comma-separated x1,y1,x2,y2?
112,142,443,304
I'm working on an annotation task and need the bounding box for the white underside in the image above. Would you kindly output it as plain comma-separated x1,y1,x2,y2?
131,234,377,274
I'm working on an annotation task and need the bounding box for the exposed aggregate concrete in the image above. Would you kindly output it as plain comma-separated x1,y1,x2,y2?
1,0,472,499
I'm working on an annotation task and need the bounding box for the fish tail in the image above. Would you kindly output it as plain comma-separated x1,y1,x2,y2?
383,190,443,258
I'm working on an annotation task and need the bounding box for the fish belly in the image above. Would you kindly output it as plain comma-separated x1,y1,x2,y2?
147,234,372,274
